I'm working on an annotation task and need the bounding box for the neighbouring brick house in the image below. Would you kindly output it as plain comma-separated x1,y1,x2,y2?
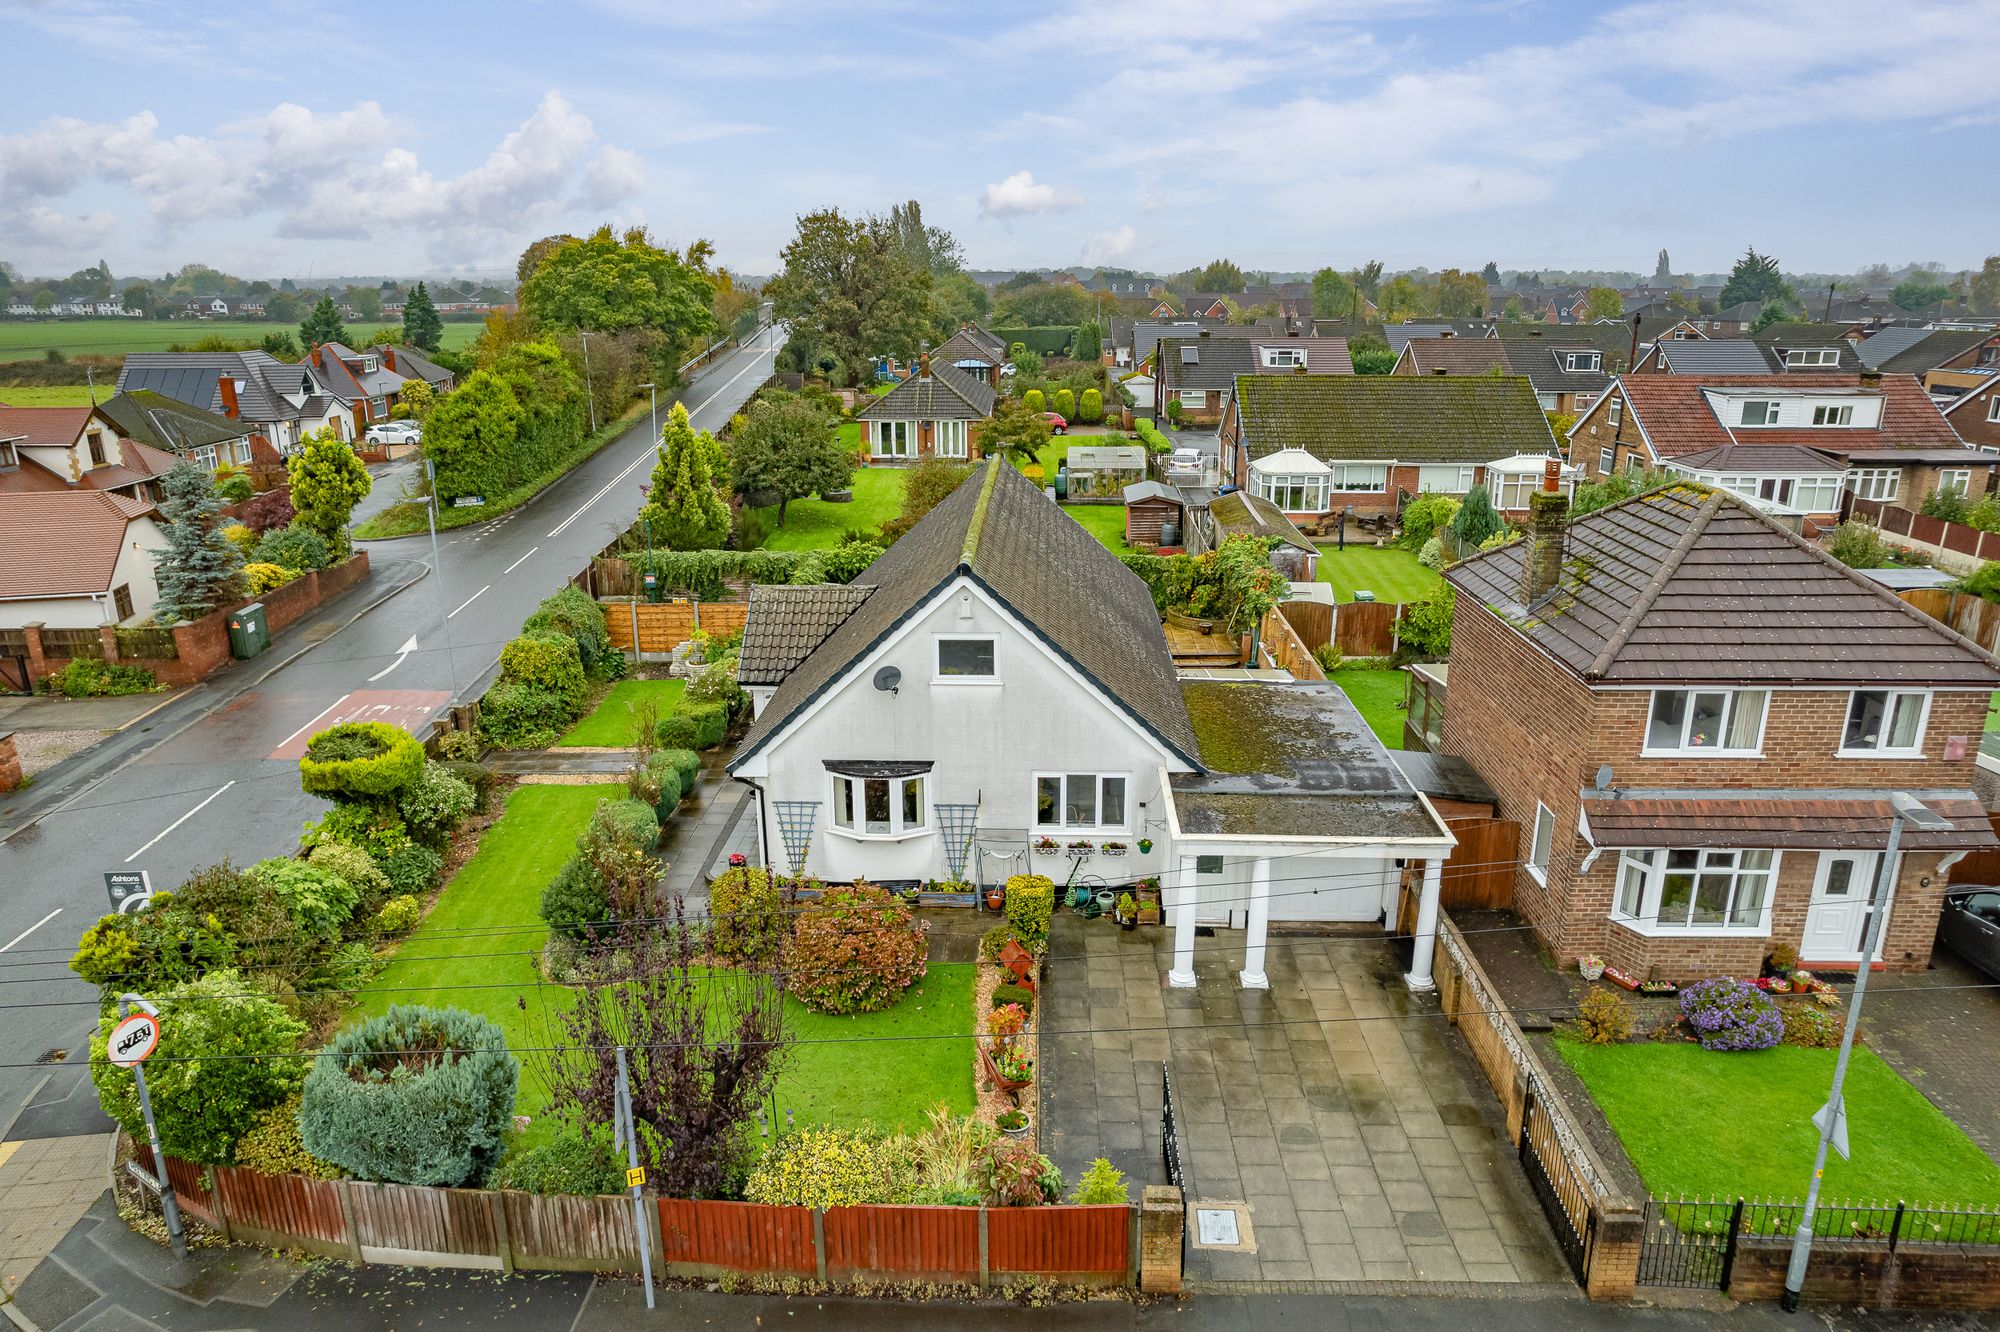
1389,325,1631,417
1942,373,2000,451
1219,374,1560,526
1156,333,1353,425
852,355,994,465
1440,480,2000,981
928,324,1010,390
1570,371,1991,523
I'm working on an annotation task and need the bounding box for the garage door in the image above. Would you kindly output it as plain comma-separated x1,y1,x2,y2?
1275,858,1389,923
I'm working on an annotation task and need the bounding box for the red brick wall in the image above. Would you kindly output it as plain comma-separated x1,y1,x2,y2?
1950,382,2000,450
1729,1236,2000,1311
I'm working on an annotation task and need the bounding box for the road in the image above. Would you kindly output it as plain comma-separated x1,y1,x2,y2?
0,324,782,1133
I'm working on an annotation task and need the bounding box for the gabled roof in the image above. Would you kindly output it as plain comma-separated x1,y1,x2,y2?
1751,323,1864,371
375,344,452,386
1384,324,1488,356
1496,324,1636,375
1608,373,1964,460
95,391,250,455
931,327,1005,370
853,364,994,421
1157,337,1257,392
1207,491,1316,554
1397,339,1509,378
0,405,90,449
731,460,1199,769
114,352,315,423
1862,328,1992,375
0,490,156,600
1232,375,1558,466
1654,340,1775,374
737,583,877,686
1854,326,1932,369
1443,484,2000,687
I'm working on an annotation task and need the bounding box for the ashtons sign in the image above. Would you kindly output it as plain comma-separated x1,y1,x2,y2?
108,1013,160,1068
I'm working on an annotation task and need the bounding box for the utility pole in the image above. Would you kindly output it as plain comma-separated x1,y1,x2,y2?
1781,792,1952,1311
638,381,658,445
423,459,461,696
580,330,598,433
614,1047,655,1309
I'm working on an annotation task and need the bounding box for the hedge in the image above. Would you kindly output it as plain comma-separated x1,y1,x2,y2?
625,545,879,601
988,326,1076,357
1003,874,1054,952
299,723,426,800
654,701,728,751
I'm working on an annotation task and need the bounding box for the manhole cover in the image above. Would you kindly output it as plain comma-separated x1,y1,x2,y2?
1196,1208,1240,1246
35,1049,67,1064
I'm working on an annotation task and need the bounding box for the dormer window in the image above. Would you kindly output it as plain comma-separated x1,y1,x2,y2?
1811,404,1854,426
1784,348,1840,368
1561,351,1601,372
361,355,378,373
1739,400,1781,426
1261,345,1305,368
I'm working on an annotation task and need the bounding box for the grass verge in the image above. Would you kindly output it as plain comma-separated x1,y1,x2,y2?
558,678,686,747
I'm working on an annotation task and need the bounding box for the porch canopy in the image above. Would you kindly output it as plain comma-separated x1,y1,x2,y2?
1578,788,1997,853
1165,679,1455,991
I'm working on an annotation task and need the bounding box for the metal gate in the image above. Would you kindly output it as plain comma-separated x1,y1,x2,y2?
1518,1081,1595,1281
1159,1061,1185,1199
1637,1197,1741,1289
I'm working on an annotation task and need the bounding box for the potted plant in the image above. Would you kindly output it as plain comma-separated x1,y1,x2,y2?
1093,887,1117,915
1768,976,1792,993
1067,839,1095,857
995,1047,1034,1087
898,883,921,906
1137,897,1161,926
997,1108,1031,1139
1101,841,1129,858
1578,954,1605,982
1765,943,1799,980
1137,837,1154,855
1117,891,1137,930
1638,978,1678,996
988,1003,1028,1043
985,885,1005,912
1033,836,1060,854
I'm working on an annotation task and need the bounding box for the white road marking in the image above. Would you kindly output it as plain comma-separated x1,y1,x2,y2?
503,546,538,574
277,694,350,749
0,909,61,953
366,635,422,682
448,585,490,619
685,344,779,416
125,781,235,863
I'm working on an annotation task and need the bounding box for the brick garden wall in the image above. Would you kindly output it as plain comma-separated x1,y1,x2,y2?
1729,1237,2000,1311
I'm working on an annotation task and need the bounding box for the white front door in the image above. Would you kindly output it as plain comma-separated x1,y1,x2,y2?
1801,851,1885,963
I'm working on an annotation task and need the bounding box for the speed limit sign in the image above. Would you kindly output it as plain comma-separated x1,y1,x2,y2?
107,1013,160,1068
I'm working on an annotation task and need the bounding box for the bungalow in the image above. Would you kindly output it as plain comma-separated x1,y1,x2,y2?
1440,480,1999,978
0,402,179,506
1218,374,1561,526
928,324,1010,391
728,459,1455,990
851,355,994,465
1157,333,1353,424
117,351,348,453
0,490,166,629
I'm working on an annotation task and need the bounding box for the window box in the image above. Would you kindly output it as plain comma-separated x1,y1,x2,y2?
1066,839,1095,857
1100,841,1128,857
1033,836,1061,854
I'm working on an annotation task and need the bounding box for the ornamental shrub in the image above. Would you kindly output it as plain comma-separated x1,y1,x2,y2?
242,561,296,595
662,747,701,794
582,797,660,855
1069,1157,1129,1205
436,758,493,812
981,1140,1057,1207
1078,388,1104,423
522,585,621,682
478,679,574,749
1399,492,1460,551
89,970,306,1165
247,857,361,938
1827,520,1889,570
397,761,477,847
305,842,392,913
708,866,784,961
1678,977,1782,1052
232,1096,343,1178
1003,874,1055,952
1781,1001,1845,1049
494,1129,626,1196
655,702,728,751
787,883,929,1015
1574,988,1634,1045
1450,485,1502,547
498,632,586,705
39,658,160,697
1052,388,1076,421
298,1005,519,1186
978,923,1023,964
299,722,425,800
684,658,742,709
375,894,422,936
252,523,332,573
992,983,1035,1016
1022,388,1045,416
540,855,611,939
222,522,258,557
303,801,410,857
376,842,444,896
637,753,683,824
1417,534,1445,570
744,1127,919,1208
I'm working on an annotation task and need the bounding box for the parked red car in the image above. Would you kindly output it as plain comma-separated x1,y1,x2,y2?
1042,412,1068,435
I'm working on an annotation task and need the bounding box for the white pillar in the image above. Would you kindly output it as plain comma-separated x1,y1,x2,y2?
1404,857,1445,992
1168,854,1198,988
1239,856,1271,990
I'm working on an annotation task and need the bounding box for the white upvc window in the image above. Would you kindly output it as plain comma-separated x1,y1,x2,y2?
1845,467,1900,501
1257,471,1329,511
1034,773,1129,831
1792,476,1844,511
1786,348,1840,367
1739,400,1781,426
1537,393,1559,411
232,439,252,464
1937,468,1973,497
934,634,996,681
1811,403,1854,426
1987,396,2000,424
1607,397,1623,429
1613,848,1777,933
1328,462,1387,492
1261,345,1305,368
1178,389,1207,408
875,420,913,457
831,772,927,838
1645,688,1767,755
192,444,218,470
1493,470,1558,509
1841,689,1930,756
1599,447,1615,474
1563,351,1601,372
934,418,967,457
1527,802,1555,884
1417,464,1474,493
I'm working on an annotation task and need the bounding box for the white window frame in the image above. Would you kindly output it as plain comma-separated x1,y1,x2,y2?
1563,351,1601,372
1739,400,1781,426
933,418,967,458
1785,348,1840,367
1327,462,1388,493
1811,403,1855,427
1611,847,1779,936
829,772,929,840
1792,476,1844,511
1987,396,2000,424
1494,471,1553,509
1527,802,1555,884
1416,464,1474,494
232,439,252,464
1256,471,1330,511
1844,467,1900,502
191,444,218,470
1178,389,1207,408
1598,447,1615,475
1261,345,1305,368
933,634,997,683
1839,689,1931,758
875,420,913,457
1643,688,1768,756
1937,468,1972,498
1033,772,1131,833
1607,398,1622,429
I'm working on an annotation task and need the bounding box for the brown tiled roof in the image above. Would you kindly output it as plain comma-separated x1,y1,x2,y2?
1613,373,1964,460
1233,375,1557,466
932,326,1007,367
737,584,875,685
1582,792,1995,852
731,459,1198,769
0,405,88,449
0,490,154,600
1207,491,1315,554
1664,442,1847,473
1444,483,2000,687
1398,339,1509,376
853,365,994,422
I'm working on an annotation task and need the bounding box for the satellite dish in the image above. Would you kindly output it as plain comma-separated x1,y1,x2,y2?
872,666,902,694
1594,764,1614,792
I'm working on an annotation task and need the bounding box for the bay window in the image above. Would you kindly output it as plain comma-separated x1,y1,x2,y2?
1034,773,1128,831
827,761,929,838
1842,689,1928,756
1645,689,1767,754
1614,848,1775,932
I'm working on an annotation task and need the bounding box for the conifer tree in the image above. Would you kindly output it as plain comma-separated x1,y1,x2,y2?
401,282,444,352
152,460,245,622
638,401,730,549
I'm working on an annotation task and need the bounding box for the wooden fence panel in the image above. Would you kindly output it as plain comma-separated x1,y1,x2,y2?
1279,599,1333,651
1259,607,1324,681
213,1165,350,1257
157,1154,215,1226
987,1205,1130,1283
656,1198,817,1277
506,1192,640,1273
823,1205,979,1283
1335,600,1399,657
349,1182,503,1269
1438,818,1519,910
602,600,751,655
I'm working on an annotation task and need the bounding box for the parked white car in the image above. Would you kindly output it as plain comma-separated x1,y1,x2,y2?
365,421,421,446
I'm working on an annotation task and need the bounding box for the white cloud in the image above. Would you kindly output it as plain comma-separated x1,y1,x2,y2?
980,170,1081,218
1082,225,1137,265
583,145,647,208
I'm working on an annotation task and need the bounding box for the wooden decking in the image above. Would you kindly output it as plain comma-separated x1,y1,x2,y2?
1164,620,1244,669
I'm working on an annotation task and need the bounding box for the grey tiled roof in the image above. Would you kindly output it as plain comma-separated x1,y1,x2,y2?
931,327,1005,368
1444,483,2000,687
737,584,875,685
1855,326,1932,369
731,460,1199,769
1665,441,1846,473
1656,340,1775,374
1233,375,1558,466
1864,328,1990,375
114,351,317,424
1752,324,1865,370
94,391,251,453
853,365,994,421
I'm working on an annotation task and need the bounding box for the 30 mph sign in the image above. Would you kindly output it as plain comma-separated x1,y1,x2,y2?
108,1013,160,1068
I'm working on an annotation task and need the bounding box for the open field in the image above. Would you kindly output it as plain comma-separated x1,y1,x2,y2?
0,385,101,407
0,318,479,362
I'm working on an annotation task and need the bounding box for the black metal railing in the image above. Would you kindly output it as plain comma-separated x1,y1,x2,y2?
1160,1060,1185,1198
1518,1080,1595,1282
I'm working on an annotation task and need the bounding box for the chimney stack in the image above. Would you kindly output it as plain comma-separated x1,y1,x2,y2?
1859,368,1882,388
1518,458,1570,607
218,376,240,420
918,341,930,380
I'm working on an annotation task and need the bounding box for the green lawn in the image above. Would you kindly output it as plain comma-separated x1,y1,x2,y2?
0,318,478,362
558,678,685,747
1986,691,1999,733
1556,1039,2000,1205
1329,667,1405,748
1062,504,1132,554
755,459,906,551
348,781,974,1138
0,385,101,407
1315,545,1443,604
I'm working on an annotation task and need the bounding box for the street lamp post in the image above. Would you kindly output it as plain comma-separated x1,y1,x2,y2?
1780,791,1953,1312
638,381,658,445
422,459,461,696
580,330,598,433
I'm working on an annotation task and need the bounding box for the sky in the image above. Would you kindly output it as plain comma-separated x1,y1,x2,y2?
3,0,1999,283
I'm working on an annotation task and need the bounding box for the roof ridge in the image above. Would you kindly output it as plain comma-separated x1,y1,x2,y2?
1585,488,1727,679
961,458,1003,565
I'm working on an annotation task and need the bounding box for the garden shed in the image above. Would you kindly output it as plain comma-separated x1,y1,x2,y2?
1121,479,1184,550
1205,491,1319,580
1063,444,1146,500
